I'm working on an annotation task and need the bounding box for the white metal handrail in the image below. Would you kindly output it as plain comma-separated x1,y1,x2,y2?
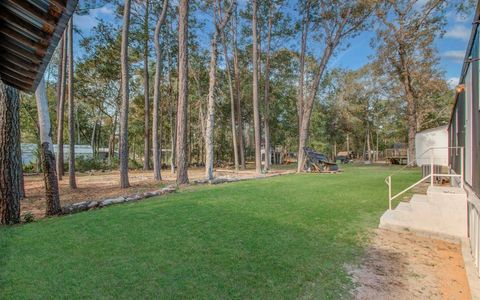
385,147,464,210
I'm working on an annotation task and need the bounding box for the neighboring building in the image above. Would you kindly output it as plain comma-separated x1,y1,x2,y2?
336,151,352,163
415,125,448,166
385,142,408,164
21,144,94,165
97,148,114,161
261,146,291,165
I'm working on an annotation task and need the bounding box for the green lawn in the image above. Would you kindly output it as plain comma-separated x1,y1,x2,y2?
0,165,419,299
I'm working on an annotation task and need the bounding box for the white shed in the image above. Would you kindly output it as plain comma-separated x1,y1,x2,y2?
415,125,448,166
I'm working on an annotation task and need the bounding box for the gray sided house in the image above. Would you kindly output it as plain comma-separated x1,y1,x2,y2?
380,2,480,282
448,1,480,278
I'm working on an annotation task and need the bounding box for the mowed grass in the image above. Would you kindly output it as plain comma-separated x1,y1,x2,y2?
0,164,419,299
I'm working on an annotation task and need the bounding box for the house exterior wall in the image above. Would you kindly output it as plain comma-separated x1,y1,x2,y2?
448,11,480,276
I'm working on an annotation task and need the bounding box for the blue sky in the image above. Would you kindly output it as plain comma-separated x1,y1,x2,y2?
73,1,474,87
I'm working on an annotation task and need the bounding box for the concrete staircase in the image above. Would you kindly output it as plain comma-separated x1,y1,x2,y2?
379,186,468,240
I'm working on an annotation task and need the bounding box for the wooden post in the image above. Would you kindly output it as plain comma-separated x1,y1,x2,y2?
388,176,392,210
430,152,434,187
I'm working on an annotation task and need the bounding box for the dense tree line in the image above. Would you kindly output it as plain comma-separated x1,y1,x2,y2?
1,0,468,224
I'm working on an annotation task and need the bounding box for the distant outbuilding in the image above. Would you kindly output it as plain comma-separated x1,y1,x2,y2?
415,125,448,166
21,144,94,165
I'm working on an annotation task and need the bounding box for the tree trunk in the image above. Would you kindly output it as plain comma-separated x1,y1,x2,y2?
220,31,239,172
35,78,61,216
0,81,21,225
346,133,350,153
96,118,101,156
152,0,168,181
143,0,151,171
398,48,417,165
200,0,236,177
17,133,24,199
176,0,189,184
252,0,261,175
205,35,218,180
232,8,245,169
67,19,77,189
199,98,207,141
91,109,99,158
76,108,80,143
297,0,310,126
168,67,176,175
297,44,333,172
170,102,175,174
366,125,371,162
119,0,132,188
296,1,311,172
56,35,67,180
263,7,273,170
109,112,118,164
406,93,417,165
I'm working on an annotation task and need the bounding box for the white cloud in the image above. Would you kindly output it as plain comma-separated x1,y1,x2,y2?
447,77,460,89
95,6,114,15
442,50,465,62
74,5,114,32
454,14,469,23
445,24,470,41
446,10,470,23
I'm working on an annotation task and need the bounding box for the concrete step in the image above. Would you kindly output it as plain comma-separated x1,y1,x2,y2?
409,194,437,215
428,185,466,195
427,186,466,202
395,201,412,212
410,194,428,204
379,209,404,227
379,190,468,239
379,209,433,234
393,208,438,229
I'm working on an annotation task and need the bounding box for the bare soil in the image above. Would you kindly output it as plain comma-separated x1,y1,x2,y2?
350,229,471,300
21,166,295,219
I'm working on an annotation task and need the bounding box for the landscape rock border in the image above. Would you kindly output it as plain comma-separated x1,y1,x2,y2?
61,185,177,215
59,170,296,216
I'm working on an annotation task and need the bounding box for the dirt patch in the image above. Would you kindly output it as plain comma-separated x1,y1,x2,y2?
350,229,471,300
21,167,294,219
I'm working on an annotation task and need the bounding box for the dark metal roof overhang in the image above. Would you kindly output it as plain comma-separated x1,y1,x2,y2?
0,0,78,92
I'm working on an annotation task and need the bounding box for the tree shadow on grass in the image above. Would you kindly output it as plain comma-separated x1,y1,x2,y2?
0,192,373,299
